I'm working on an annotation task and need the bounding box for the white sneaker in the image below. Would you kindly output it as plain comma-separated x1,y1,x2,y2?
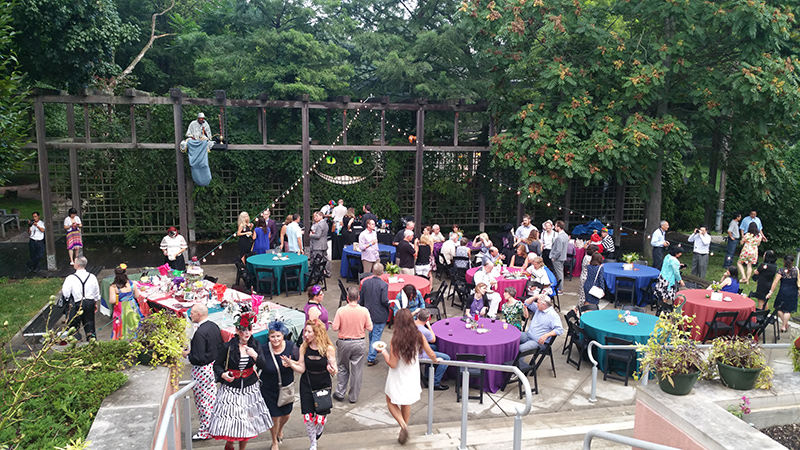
191,433,211,441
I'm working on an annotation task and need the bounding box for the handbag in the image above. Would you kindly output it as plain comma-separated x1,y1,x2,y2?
588,265,605,299
269,345,296,407
306,372,333,413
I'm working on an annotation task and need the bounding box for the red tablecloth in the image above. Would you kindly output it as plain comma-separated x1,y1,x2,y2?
680,289,755,341
361,274,431,299
431,317,521,393
466,267,528,303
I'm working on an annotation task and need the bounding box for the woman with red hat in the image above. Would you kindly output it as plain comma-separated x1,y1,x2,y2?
209,309,273,449
160,226,188,271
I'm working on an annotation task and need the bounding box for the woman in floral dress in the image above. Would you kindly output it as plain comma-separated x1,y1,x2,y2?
737,222,763,284
500,287,528,331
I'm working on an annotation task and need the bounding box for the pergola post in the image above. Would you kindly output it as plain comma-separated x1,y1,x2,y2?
302,96,311,245
34,97,57,271
171,88,189,240
563,183,571,228
414,100,426,236
614,182,625,247
66,104,81,215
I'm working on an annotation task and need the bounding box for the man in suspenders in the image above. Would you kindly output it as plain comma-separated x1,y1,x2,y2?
60,256,100,341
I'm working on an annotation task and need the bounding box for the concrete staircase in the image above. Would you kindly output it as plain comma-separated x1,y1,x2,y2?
246,406,636,450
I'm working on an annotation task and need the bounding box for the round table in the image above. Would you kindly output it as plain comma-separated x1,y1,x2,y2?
602,263,661,306
431,317,521,393
679,289,755,341
340,244,396,277
466,267,528,303
580,309,658,373
247,253,309,294
361,273,430,299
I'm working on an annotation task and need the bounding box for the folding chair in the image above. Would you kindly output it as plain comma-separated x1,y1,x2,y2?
455,353,486,404
702,311,739,343
614,276,636,308
603,336,636,386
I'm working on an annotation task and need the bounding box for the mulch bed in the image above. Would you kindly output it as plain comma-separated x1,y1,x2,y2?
761,423,800,449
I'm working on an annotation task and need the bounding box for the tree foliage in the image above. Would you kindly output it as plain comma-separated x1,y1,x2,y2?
0,0,31,185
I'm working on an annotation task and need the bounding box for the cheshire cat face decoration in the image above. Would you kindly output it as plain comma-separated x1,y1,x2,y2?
314,151,383,185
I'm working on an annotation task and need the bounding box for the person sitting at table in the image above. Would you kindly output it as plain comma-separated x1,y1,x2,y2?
524,229,542,256
469,283,489,317
524,256,553,306
305,284,329,329
578,244,599,308
454,237,471,270
252,217,271,255
473,233,493,255
415,234,433,277
600,227,615,260
583,252,606,305
751,250,778,310
481,246,506,266
391,283,425,316
441,232,458,265
708,266,740,294
501,287,528,331
654,244,685,307
473,262,502,317
430,224,446,243
414,309,451,391
452,224,463,239
508,245,528,268
396,230,417,276
519,297,563,352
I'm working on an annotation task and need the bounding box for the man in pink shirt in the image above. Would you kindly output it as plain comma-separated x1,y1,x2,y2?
331,286,373,403
359,218,380,273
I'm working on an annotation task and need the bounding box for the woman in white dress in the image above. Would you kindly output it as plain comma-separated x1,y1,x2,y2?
376,309,442,445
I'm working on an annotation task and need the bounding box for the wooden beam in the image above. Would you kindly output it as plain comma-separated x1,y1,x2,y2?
302,101,311,246
66,103,81,215
172,90,189,240
34,98,57,271
414,106,425,237
83,105,91,144
614,181,625,247
130,104,137,144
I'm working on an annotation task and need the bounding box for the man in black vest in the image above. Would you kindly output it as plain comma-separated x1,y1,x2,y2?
184,304,222,441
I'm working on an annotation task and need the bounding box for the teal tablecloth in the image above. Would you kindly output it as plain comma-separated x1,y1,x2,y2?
247,253,309,295
205,303,306,345
580,309,657,373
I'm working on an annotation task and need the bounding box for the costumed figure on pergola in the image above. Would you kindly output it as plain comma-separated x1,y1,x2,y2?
181,112,215,186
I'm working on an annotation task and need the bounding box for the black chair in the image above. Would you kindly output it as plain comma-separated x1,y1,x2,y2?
345,254,362,283
455,353,486,404
642,278,658,311
562,310,579,355
379,251,392,267
424,281,448,320
763,308,781,343
622,305,646,313
358,272,372,283
579,304,599,315
501,348,539,398
702,311,739,342
449,267,471,311
203,275,218,283
551,280,561,311
602,336,636,386
436,251,452,281
254,268,276,299
564,251,576,281
736,309,770,340
282,264,303,296
614,276,637,308
234,259,255,290
565,321,589,370
337,279,348,308
306,253,327,291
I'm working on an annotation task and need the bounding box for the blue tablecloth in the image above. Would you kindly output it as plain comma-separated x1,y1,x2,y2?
580,309,657,373
602,263,661,306
340,244,396,277
247,253,309,294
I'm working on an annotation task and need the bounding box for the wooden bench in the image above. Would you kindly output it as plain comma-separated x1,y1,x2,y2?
0,209,20,239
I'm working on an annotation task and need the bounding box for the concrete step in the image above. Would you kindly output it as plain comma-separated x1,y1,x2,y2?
222,405,635,450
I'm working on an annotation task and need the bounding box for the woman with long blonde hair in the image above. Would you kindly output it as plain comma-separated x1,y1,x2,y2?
280,320,336,450
237,212,254,262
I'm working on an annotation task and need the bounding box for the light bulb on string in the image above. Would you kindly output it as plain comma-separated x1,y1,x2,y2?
211,251,215,256
202,258,207,263
546,202,551,207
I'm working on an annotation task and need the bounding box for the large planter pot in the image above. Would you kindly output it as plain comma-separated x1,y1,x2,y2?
657,371,701,396
136,349,155,366
718,362,762,390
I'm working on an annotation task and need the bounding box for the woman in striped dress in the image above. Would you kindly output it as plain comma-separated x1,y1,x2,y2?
209,311,273,449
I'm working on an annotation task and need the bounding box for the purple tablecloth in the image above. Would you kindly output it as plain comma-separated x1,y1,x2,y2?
431,317,521,393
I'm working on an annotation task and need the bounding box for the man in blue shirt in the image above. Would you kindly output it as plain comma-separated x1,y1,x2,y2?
650,220,670,270
519,297,563,352
415,309,451,391
739,210,763,235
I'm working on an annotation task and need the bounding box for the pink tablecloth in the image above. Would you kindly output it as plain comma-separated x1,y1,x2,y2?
360,274,431,300
572,248,585,277
466,267,528,303
680,289,755,341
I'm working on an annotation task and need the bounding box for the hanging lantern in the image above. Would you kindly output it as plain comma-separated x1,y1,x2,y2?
409,135,416,144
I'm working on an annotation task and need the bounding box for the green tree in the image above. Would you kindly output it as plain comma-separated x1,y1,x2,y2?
0,0,30,186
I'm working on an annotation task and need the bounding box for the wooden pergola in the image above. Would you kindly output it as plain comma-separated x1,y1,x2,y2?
27,88,505,270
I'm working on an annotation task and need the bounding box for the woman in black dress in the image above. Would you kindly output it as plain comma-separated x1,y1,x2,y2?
209,311,273,449
767,255,800,332
261,321,298,450
342,208,356,245
750,250,778,310
237,212,254,263
280,319,336,450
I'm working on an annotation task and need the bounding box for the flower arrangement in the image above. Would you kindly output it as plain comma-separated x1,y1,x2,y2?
709,282,722,292
385,263,400,275
124,310,189,388
637,310,705,392
621,252,640,264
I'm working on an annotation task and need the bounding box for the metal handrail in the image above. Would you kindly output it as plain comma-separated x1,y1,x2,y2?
584,430,681,450
421,358,533,450
587,341,791,402
153,380,195,450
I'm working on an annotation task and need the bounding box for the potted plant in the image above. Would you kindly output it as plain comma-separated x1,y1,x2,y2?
792,337,800,372
124,310,188,388
704,336,773,390
637,310,705,395
385,262,400,282
621,252,639,270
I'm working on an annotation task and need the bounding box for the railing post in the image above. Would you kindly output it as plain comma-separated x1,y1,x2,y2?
513,415,523,450
427,364,435,435
459,369,469,450
166,411,176,450
184,395,193,450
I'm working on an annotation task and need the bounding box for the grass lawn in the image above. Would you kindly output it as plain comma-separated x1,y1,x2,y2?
0,278,63,334
0,195,43,222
